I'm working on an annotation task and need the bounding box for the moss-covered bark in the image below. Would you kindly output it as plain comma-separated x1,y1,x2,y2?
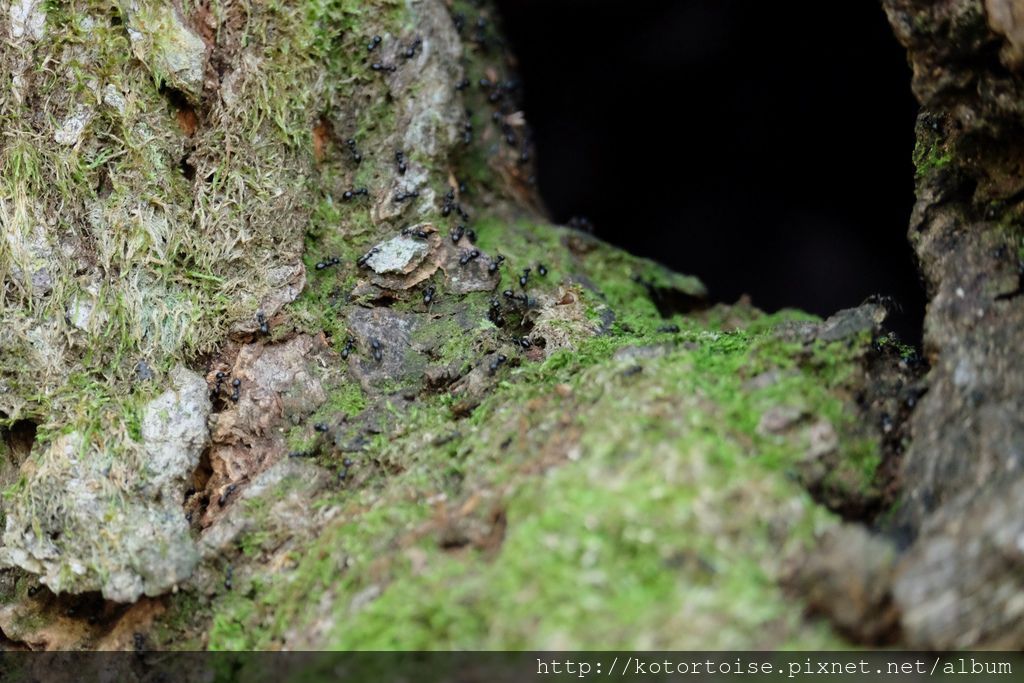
0,0,1000,651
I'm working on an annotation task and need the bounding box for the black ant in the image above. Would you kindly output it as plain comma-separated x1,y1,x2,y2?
367,35,382,51
513,336,531,349
519,268,531,288
423,285,436,304
345,138,362,164
256,312,269,335
315,256,340,271
370,337,383,363
459,249,480,266
502,289,528,305
338,457,354,481
224,565,233,591
229,378,241,402
488,255,505,273
487,354,507,375
455,78,470,91
356,246,380,268
395,150,407,175
370,62,397,73
488,297,505,326
465,228,476,243
657,324,680,334
341,336,356,359
442,190,456,216
451,12,466,33
212,370,226,398
343,188,369,201
402,226,430,239
450,225,465,243
314,423,329,433
568,216,594,233
218,483,237,506
401,38,422,60
537,264,548,277
394,191,419,203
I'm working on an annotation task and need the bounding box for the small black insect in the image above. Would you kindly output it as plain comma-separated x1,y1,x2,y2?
27,585,40,597
342,137,362,164
450,225,465,243
370,62,397,72
514,336,532,349
487,354,507,375
224,565,233,591
314,423,329,433
317,256,341,271
568,216,594,233
455,204,470,221
537,263,548,277
462,119,473,145
459,249,480,266
402,37,422,60
519,268,531,288
229,378,241,402
367,35,382,51
357,246,380,268
657,324,680,334
455,78,470,91
465,228,476,243
488,255,505,273
487,306,505,327
452,12,466,33
370,337,383,363
423,285,436,305
503,289,515,299
218,483,237,506
395,150,407,175
401,226,430,240
441,189,455,216
133,632,146,653
341,336,356,359
343,187,369,201
394,190,419,203
256,311,269,335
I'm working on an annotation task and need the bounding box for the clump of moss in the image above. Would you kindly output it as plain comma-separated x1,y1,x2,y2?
199,233,879,648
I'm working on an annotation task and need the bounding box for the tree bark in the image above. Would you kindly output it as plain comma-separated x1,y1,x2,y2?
0,0,1018,651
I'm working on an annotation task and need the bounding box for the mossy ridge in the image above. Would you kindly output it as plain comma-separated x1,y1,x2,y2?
200,283,875,648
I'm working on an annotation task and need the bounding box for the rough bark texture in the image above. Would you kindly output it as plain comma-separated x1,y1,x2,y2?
0,0,1017,652
879,0,1024,648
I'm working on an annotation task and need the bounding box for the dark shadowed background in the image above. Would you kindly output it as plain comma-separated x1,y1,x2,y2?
494,0,924,342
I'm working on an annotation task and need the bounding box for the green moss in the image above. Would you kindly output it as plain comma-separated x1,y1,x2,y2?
206,300,877,649
152,590,209,650
913,136,953,178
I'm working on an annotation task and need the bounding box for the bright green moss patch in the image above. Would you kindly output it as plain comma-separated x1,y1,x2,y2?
206,306,875,649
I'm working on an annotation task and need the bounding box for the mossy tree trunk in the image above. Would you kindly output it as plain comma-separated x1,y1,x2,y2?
0,0,1020,651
